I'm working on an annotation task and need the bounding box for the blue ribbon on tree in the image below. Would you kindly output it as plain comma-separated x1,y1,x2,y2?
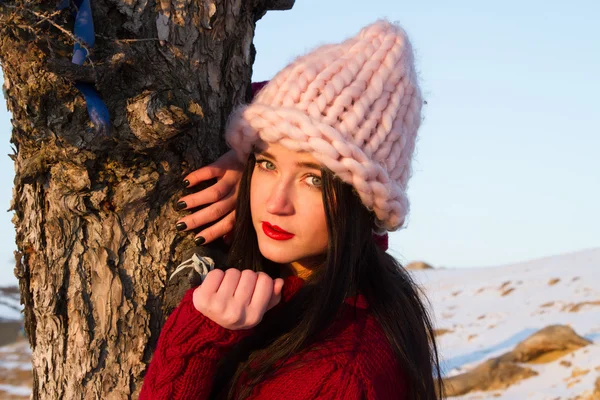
59,0,110,136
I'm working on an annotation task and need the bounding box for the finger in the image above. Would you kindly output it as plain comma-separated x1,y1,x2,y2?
216,268,242,299
184,164,226,188
249,272,275,313
178,178,235,210
183,150,242,187
194,211,236,245
233,270,258,305
266,278,285,311
178,191,236,230
198,269,225,294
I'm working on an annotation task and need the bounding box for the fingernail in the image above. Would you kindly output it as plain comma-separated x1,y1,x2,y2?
183,179,190,188
194,236,206,246
176,222,187,231
176,201,187,211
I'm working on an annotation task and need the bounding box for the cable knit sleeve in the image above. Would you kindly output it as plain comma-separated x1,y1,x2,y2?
139,287,252,400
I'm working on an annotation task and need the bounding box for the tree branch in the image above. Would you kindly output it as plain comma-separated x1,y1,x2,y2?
252,0,294,22
260,0,295,10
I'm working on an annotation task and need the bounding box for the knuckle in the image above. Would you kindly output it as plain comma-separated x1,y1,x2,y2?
224,268,241,282
225,191,238,204
223,308,243,325
210,205,224,220
256,271,272,284
192,288,205,311
246,311,263,327
224,216,235,231
225,268,241,277
240,269,256,280
211,187,223,203
208,269,224,280
187,214,201,228
206,300,225,316
198,229,215,242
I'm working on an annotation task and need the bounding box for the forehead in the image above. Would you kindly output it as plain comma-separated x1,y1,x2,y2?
255,143,320,165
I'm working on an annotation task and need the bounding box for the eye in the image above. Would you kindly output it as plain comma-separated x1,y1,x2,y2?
306,174,323,188
256,159,276,171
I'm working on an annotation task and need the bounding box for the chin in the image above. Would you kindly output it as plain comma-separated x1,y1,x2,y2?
257,238,298,264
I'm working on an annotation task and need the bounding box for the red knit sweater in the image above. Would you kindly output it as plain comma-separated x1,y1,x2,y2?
139,234,406,399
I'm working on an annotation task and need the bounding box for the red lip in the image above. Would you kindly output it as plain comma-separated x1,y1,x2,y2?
262,222,295,241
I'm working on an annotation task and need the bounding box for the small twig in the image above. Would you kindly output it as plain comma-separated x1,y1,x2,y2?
14,23,37,34
115,38,160,43
95,33,160,43
33,9,61,27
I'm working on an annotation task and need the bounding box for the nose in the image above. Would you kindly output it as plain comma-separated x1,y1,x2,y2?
265,178,295,216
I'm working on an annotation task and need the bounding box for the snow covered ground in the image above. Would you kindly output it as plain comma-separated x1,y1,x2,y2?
0,286,21,322
413,247,600,399
0,285,28,399
0,340,30,399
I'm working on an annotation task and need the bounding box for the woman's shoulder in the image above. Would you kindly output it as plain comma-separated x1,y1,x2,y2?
350,313,408,394
333,303,401,368
298,305,409,395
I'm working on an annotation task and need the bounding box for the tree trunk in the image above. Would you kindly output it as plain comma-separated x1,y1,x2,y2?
0,0,293,398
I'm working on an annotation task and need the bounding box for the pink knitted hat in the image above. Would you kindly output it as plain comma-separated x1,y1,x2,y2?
226,20,422,231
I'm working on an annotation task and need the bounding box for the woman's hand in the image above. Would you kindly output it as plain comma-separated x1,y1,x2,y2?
176,150,244,245
193,269,285,330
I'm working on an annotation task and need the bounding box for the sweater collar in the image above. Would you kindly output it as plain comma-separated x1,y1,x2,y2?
281,275,369,309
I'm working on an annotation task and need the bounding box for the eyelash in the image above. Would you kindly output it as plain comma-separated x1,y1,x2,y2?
255,159,323,190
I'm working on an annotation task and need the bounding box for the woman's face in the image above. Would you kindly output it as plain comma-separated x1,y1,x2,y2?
250,143,328,270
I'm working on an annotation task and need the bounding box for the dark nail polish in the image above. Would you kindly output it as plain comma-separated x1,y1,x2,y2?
176,201,187,211
183,179,190,188
194,236,206,246
176,222,187,231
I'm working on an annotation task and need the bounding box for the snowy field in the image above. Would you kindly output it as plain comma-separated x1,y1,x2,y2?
0,285,29,399
413,247,600,399
0,340,31,399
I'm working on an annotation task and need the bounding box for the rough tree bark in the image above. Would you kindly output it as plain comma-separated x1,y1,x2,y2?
0,0,293,398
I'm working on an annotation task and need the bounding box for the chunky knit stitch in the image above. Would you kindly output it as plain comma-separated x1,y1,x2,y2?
226,20,422,231
139,274,408,399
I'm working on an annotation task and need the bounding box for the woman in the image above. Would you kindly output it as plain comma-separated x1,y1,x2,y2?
141,20,442,399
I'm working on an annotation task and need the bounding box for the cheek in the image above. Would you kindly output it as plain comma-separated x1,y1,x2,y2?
314,202,327,230
249,173,264,216
316,207,329,247
301,197,328,244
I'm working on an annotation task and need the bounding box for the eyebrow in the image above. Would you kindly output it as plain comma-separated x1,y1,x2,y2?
256,150,322,171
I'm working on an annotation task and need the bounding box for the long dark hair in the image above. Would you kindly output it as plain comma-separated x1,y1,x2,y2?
210,153,443,399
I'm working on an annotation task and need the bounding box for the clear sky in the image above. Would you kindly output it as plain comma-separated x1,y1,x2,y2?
1,0,598,285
